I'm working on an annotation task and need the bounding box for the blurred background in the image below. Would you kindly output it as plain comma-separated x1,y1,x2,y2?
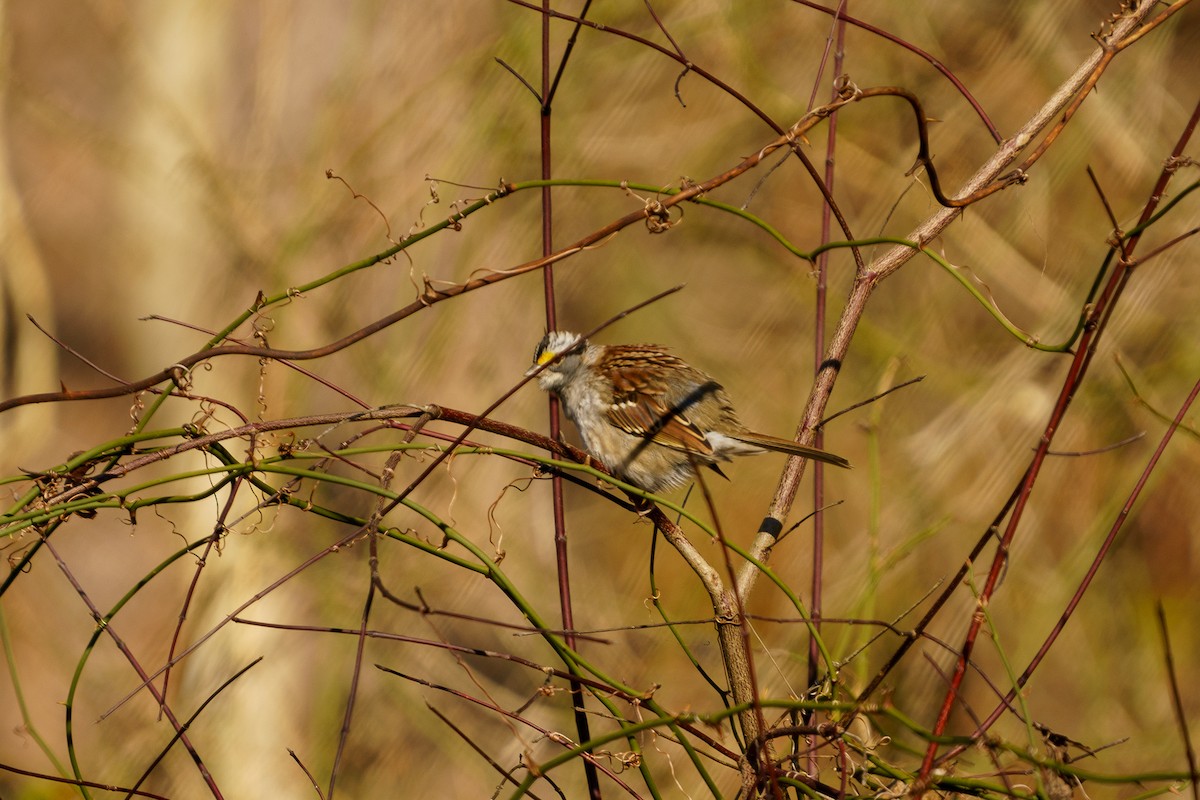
1,1,1198,797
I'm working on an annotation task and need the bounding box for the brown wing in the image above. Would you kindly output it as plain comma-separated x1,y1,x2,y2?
602,345,716,456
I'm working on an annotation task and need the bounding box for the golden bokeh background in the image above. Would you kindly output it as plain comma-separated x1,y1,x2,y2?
1,2,1198,797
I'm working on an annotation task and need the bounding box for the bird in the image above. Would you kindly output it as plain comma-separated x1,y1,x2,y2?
527,330,850,493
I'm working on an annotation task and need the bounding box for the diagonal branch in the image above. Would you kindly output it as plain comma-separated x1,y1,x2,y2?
739,0,1166,603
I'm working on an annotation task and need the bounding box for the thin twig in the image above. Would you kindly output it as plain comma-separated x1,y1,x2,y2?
1155,602,1200,800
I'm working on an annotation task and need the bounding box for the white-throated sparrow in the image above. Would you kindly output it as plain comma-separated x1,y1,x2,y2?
528,331,850,493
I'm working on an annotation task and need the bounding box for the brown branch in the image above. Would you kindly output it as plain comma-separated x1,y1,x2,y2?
792,0,1001,141
2,89,873,417
740,0,1164,608
918,25,1200,786
1157,602,1200,800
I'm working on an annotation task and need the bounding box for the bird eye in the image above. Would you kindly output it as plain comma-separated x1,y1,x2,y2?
534,331,582,367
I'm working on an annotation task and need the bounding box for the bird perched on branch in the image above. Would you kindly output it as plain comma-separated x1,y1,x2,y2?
528,331,850,493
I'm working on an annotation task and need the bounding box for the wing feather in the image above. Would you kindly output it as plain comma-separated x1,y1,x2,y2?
601,345,719,457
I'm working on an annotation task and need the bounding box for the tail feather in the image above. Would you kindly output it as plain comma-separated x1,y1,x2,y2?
731,432,852,469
